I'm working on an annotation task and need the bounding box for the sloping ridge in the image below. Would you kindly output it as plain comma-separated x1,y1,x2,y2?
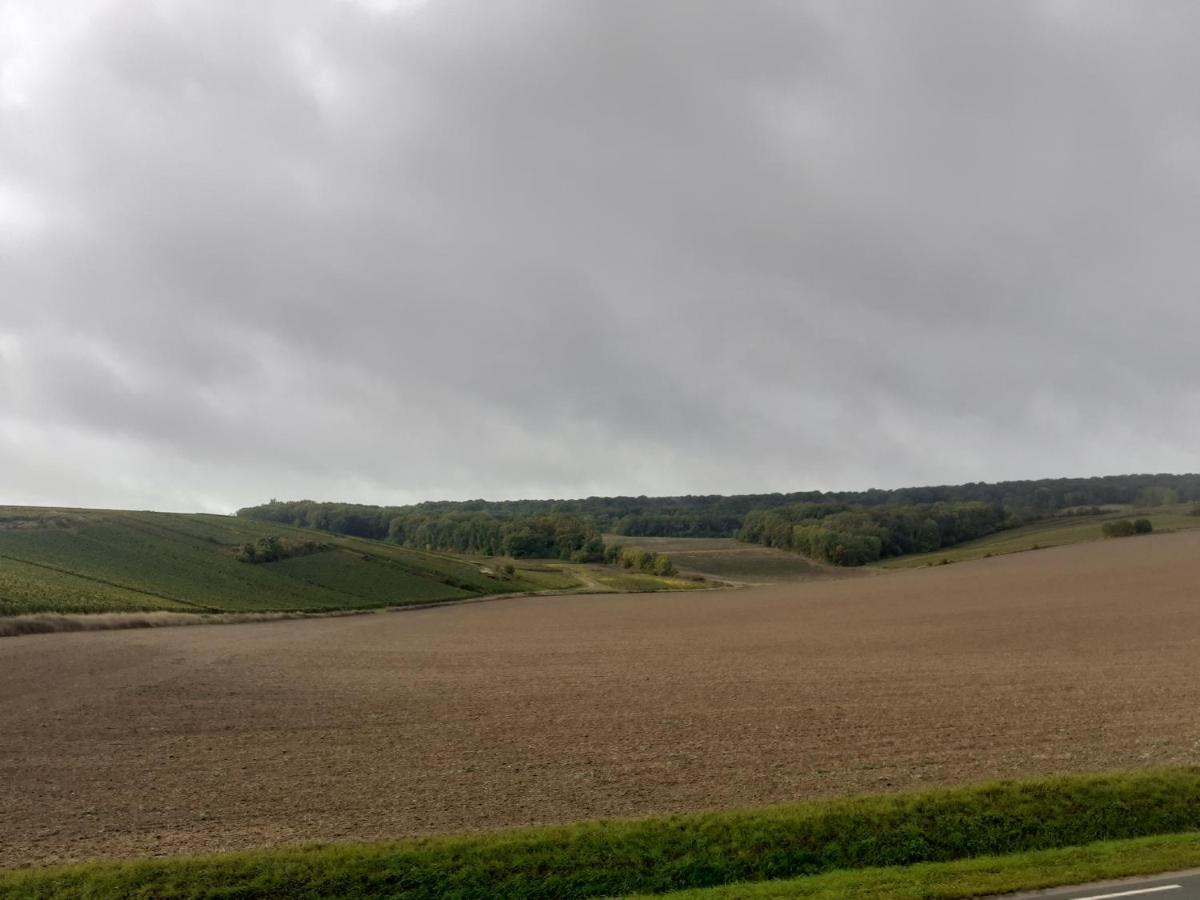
0,506,519,616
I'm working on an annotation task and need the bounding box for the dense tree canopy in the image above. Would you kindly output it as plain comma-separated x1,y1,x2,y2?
738,501,1010,566
236,473,1198,566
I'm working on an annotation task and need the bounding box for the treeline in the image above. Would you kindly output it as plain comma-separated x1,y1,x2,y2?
738,501,1011,566
390,511,607,561
237,501,606,561
400,472,1200,526
238,473,1200,544
610,514,742,538
236,472,1200,556
243,500,395,540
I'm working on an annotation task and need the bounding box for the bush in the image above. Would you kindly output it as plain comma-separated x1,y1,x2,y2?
235,536,327,564
1102,520,1137,538
1134,518,1153,534
620,548,648,570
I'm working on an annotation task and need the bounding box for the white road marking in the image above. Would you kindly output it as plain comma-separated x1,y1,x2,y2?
1071,885,1181,900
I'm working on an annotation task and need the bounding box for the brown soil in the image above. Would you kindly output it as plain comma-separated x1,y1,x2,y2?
3,532,1200,869
0,610,303,638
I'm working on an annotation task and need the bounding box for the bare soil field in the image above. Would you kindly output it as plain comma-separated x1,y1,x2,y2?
3,532,1200,869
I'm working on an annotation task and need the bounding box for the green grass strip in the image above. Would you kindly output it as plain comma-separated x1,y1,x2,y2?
3,769,1200,899
636,831,1200,898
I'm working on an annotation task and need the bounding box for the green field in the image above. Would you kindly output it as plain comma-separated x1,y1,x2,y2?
587,570,710,592
874,504,1200,569
3,769,1200,899
604,535,848,583
0,507,541,616
503,562,588,591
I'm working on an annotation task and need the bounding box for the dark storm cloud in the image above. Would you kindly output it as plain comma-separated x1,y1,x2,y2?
3,0,1199,511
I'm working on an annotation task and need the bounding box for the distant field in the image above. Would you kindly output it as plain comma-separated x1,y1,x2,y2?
0,507,536,616
503,562,583,592
875,504,1200,568
604,535,856,583
587,570,710,592
6,532,1200,868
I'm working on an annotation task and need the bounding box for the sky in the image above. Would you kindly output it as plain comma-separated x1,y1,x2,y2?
3,0,1200,513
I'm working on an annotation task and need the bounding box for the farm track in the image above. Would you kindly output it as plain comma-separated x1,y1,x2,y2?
3,532,1200,868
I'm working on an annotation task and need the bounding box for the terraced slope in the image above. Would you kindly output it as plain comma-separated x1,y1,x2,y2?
0,507,535,615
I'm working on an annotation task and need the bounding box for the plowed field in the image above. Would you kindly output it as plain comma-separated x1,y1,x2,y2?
3,532,1200,868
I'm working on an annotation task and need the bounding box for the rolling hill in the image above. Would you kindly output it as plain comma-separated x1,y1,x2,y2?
872,504,1200,568
0,507,556,616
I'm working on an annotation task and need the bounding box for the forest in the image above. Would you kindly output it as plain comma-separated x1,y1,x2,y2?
236,472,1200,566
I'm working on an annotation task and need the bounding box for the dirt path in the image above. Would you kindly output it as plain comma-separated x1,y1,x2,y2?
3,532,1200,869
561,566,613,592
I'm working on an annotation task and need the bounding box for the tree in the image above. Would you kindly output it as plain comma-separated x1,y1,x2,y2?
1137,487,1178,508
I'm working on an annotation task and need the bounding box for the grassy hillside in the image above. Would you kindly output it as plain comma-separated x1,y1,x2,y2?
3,770,1200,899
0,507,552,616
874,504,1200,568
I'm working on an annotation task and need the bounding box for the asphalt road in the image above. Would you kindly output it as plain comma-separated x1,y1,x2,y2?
995,870,1200,899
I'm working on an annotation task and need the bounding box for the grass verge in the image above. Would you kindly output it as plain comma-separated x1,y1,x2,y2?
3,769,1200,898
637,831,1200,898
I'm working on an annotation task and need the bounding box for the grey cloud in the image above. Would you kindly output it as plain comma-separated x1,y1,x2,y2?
3,0,1200,512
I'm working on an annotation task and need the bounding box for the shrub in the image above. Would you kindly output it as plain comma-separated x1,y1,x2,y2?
8,770,1200,899
1102,520,1137,538
1134,518,1153,534
615,548,677,577
620,548,648,570
235,536,327,564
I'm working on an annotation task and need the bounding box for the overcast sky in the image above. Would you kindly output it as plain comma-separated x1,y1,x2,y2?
3,1,1200,513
